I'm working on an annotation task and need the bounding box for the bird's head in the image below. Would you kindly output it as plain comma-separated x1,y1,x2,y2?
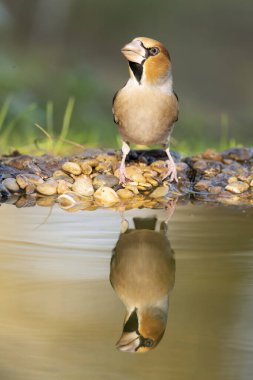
116,307,166,353
121,37,171,85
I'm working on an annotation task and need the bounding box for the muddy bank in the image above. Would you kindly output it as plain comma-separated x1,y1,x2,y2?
0,147,253,210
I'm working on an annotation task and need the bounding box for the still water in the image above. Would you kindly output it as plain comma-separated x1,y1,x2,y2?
0,203,253,380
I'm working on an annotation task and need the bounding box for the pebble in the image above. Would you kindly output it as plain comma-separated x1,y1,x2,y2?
208,186,222,194
125,166,146,183
225,181,249,194
194,180,210,191
2,178,20,192
36,196,56,207
93,174,119,189
150,186,169,198
37,180,58,195
94,186,119,207
16,174,29,189
72,175,94,196
62,161,82,175
58,192,92,210
80,162,93,175
117,189,135,199
25,182,36,195
23,174,43,185
57,179,72,194
0,183,11,198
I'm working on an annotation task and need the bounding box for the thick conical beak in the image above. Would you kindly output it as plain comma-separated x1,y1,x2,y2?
116,331,140,352
121,40,146,64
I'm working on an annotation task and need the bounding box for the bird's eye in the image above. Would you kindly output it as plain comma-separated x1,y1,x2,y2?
144,338,154,347
149,47,160,56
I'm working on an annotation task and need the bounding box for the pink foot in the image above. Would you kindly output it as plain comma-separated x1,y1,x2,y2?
119,166,127,184
162,159,178,183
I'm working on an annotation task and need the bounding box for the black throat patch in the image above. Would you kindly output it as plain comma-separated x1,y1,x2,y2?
129,62,143,84
123,308,138,333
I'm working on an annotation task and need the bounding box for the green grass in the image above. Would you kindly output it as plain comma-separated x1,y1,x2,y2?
0,97,242,157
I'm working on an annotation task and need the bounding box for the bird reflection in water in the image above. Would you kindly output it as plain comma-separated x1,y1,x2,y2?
110,204,176,353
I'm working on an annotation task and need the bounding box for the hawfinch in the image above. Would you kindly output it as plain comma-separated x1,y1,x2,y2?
110,217,175,353
112,36,179,184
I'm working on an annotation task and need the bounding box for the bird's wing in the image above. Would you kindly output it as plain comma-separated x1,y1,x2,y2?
112,89,121,124
173,91,179,122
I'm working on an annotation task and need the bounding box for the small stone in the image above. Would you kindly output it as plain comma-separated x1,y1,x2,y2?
124,185,139,195
15,196,36,208
37,196,56,207
194,180,210,191
94,186,120,207
23,174,43,185
2,178,20,192
202,149,222,161
25,182,36,194
143,170,158,177
150,186,169,198
37,180,58,195
192,160,207,171
80,162,93,175
16,174,29,189
227,176,238,184
222,147,253,162
125,166,146,183
117,189,135,199
176,162,190,172
208,186,222,194
250,180,253,187
62,162,82,175
57,179,72,194
72,175,94,196
95,162,113,173
93,174,119,189
82,158,99,167
58,192,92,210
145,177,159,187
225,181,249,194
0,183,11,198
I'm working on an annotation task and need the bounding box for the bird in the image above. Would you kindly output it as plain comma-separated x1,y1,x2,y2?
110,216,175,353
112,36,179,184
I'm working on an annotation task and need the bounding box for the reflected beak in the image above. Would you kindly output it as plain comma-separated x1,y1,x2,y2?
116,331,140,352
121,40,146,64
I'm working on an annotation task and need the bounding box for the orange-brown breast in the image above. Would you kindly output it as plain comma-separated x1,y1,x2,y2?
113,86,178,145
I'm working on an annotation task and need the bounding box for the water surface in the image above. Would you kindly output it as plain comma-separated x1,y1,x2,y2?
0,203,253,380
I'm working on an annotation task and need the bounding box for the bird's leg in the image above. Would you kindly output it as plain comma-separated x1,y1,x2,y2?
162,144,178,182
119,141,130,184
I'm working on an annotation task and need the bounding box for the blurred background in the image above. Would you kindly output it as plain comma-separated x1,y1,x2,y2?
0,0,252,155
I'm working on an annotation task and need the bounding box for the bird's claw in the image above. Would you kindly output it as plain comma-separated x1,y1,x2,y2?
119,167,128,184
162,160,178,183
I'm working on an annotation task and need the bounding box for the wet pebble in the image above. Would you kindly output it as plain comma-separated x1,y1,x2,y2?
117,189,135,199
57,179,72,194
94,186,119,207
16,174,30,189
93,174,119,189
208,186,222,194
36,196,56,207
58,192,92,210
225,181,249,194
62,161,82,175
23,173,43,185
80,162,93,175
2,178,20,192
194,180,210,191
150,186,169,198
125,166,146,183
37,180,58,195
72,175,94,196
